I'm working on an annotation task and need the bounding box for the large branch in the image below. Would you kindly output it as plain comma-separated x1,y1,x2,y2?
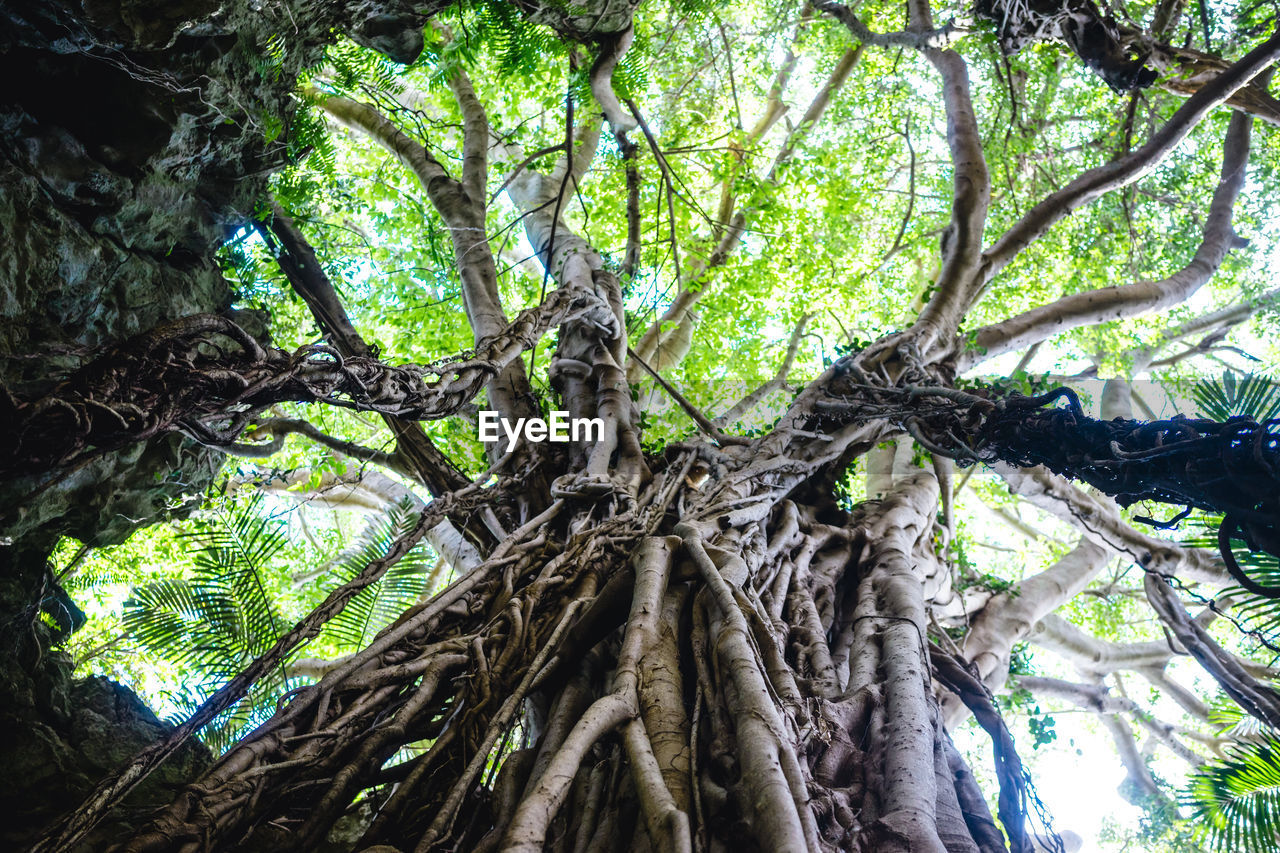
261,202,468,493
1097,712,1170,805
498,117,605,285
813,380,1280,581
317,91,451,189
912,47,992,353
996,462,1230,585
447,64,490,207
588,27,639,133
942,538,1110,727
1028,612,1178,674
960,111,1252,369
1015,675,1207,768
262,201,373,358
967,394,1280,577
1144,572,1280,728
2,289,603,478
979,31,1280,290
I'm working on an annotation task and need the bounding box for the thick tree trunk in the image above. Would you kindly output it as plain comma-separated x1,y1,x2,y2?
39,413,1040,853
20,0,1279,849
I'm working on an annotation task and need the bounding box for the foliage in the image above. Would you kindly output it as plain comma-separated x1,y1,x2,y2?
39,0,1280,848
1026,705,1059,750
119,493,431,751
123,495,294,751
1187,738,1280,853
1194,372,1280,423
311,499,433,653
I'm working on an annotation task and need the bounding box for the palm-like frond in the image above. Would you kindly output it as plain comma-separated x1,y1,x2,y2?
1188,737,1280,853
123,495,293,750
62,559,136,592
316,499,432,653
159,679,304,756
1193,372,1280,423
184,495,291,658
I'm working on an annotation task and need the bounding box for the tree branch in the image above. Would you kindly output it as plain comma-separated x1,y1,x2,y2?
447,65,491,209
589,28,639,133
979,31,1280,291
1029,612,1178,674
317,89,536,433
1014,675,1206,768
225,417,398,467
259,202,489,494
913,47,991,352
2,284,603,480
815,0,966,48
995,462,1230,586
1144,572,1280,728
961,111,1252,369
943,538,1109,728
1140,284,1280,367
316,90,452,189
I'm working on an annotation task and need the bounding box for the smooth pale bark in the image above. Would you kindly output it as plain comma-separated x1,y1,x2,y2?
960,112,1252,370
995,462,1229,586
943,539,1110,726
979,31,1280,291
911,47,991,355
1029,613,1179,674
1097,712,1170,805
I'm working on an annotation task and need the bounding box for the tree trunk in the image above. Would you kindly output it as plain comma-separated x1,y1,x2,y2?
45,415,1039,853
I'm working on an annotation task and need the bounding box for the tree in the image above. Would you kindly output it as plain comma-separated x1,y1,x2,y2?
8,0,1280,851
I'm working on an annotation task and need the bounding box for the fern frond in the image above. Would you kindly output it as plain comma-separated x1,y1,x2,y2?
316,499,431,654
1187,738,1280,853
1194,372,1280,423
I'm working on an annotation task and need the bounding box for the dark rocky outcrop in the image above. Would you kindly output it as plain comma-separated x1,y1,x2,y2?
0,0,433,845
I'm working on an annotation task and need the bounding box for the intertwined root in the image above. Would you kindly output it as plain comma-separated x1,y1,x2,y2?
98,448,1033,853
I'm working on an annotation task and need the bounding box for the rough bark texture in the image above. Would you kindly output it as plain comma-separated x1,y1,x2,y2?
0,0,436,846
7,0,1275,851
